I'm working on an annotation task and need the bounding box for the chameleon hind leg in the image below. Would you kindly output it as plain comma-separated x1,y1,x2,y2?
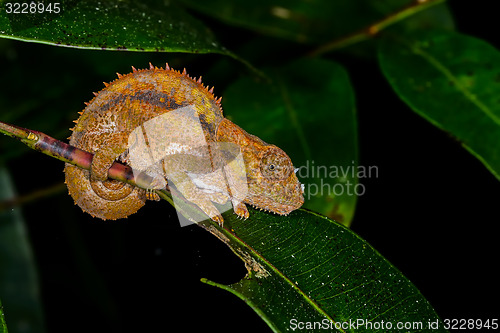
87,132,136,201
89,132,166,201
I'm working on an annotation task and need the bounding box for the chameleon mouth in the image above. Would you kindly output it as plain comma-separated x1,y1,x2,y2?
246,195,304,216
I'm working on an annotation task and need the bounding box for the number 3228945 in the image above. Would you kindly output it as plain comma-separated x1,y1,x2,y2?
443,319,498,330
5,2,61,14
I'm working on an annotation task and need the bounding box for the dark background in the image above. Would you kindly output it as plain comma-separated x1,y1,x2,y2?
1,0,499,332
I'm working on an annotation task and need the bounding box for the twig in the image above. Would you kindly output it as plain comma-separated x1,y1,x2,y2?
0,120,144,187
308,0,446,57
0,120,209,222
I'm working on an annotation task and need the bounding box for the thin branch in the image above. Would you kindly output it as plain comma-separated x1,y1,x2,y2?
308,0,447,57
0,120,208,222
0,120,145,187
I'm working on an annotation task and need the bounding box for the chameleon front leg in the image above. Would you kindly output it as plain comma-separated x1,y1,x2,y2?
168,170,229,225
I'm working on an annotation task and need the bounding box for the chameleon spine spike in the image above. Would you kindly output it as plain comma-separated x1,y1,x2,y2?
117,73,123,79
197,76,202,84
103,82,109,87
208,87,214,94
131,66,138,72
182,68,187,75
93,92,98,96
165,63,170,70
149,62,154,70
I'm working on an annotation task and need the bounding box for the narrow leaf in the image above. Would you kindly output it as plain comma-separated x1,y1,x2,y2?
223,58,358,226
379,31,500,181
200,208,445,332
0,0,228,55
0,166,44,333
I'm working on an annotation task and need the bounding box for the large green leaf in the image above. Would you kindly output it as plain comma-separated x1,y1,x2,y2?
0,0,228,55
223,58,358,226
379,31,500,181
0,166,44,333
200,208,445,332
178,0,453,45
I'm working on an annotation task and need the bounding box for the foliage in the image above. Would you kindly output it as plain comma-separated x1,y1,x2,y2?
0,0,498,332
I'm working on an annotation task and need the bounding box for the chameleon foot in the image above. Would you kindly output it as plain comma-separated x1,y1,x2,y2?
211,213,224,226
146,189,160,201
233,201,249,219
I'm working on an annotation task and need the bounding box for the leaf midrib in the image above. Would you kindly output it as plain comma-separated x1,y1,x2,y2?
410,42,500,127
223,213,346,333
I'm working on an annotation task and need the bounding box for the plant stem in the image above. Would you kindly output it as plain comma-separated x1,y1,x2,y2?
0,120,153,189
0,121,31,140
308,0,447,57
0,120,208,222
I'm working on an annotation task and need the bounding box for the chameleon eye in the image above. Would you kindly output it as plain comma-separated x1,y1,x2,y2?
260,148,292,180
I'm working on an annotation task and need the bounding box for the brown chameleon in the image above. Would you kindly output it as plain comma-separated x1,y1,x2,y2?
64,63,304,224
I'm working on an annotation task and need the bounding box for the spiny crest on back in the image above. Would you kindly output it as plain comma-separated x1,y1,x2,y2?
104,63,222,108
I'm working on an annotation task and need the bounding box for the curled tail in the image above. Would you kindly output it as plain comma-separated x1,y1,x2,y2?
64,164,146,220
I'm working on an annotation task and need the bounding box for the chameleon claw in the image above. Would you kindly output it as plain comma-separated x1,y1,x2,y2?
211,214,224,227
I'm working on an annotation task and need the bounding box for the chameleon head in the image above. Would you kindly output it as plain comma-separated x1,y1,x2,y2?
245,145,305,215
216,118,304,215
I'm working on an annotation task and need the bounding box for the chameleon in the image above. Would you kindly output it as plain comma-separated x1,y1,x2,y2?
64,63,304,224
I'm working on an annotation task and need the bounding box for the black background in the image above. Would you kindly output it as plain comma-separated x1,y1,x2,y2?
2,0,499,332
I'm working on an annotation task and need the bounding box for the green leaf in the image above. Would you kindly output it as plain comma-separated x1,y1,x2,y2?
200,208,445,332
223,58,359,226
0,0,228,55
178,0,453,45
391,1,454,34
379,31,500,181
0,166,45,333
0,298,7,333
